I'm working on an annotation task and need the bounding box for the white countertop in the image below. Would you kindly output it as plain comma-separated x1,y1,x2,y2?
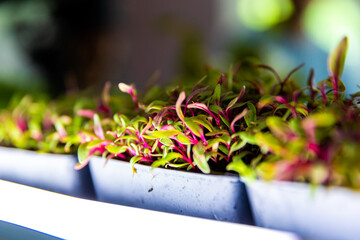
0,180,301,240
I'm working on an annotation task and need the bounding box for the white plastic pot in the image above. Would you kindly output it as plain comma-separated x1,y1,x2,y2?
89,157,254,224
245,179,360,240
0,147,95,199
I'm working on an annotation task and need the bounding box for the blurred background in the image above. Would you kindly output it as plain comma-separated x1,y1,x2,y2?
0,0,359,104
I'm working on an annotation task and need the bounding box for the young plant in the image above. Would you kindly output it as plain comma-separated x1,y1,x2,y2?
72,56,307,175
2,36,358,189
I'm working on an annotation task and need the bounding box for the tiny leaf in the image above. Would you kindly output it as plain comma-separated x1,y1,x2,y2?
184,118,204,138
105,145,127,154
176,134,192,145
151,152,183,168
328,36,348,78
193,142,210,174
176,92,186,121
78,142,90,164
152,129,181,138
93,114,105,139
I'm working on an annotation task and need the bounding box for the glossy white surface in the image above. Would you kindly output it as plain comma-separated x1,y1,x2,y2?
0,180,301,240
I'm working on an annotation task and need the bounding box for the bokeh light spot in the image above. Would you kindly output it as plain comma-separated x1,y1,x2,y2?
237,0,294,31
302,0,360,64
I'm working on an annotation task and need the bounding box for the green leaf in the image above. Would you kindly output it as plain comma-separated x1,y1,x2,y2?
289,118,302,133
229,140,246,156
255,132,283,155
219,114,230,129
239,132,257,145
159,138,173,146
232,151,251,162
205,130,229,137
152,129,181,138
87,139,106,148
266,116,291,142
176,91,186,121
230,108,248,132
115,135,139,141
231,102,248,110
93,114,105,139
295,105,309,117
130,143,139,155
213,84,221,104
257,95,275,109
55,120,67,138
275,104,289,113
130,155,143,173
328,36,348,78
113,113,122,125
187,103,211,114
186,84,209,103
176,134,192,145
206,138,227,149
253,119,268,131
331,79,346,92
226,159,255,179
226,85,245,112
151,159,169,169
167,163,190,168
282,109,292,121
184,118,204,138
218,144,229,156
152,139,159,152
78,142,90,164
154,107,170,128
151,152,183,168
145,100,168,112
220,134,231,145
193,142,210,174
142,134,158,140
129,116,147,125
209,105,223,114
63,135,81,152
140,117,153,135
186,165,193,171
105,145,127,154
244,103,257,126
317,77,346,93
190,115,214,132
305,112,336,127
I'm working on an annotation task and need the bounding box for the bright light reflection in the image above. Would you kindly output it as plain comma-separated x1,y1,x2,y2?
0,180,300,240
237,0,294,31
302,0,360,66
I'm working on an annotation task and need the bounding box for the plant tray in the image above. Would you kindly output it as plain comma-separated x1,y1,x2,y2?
245,179,360,240
89,157,254,224
0,147,95,199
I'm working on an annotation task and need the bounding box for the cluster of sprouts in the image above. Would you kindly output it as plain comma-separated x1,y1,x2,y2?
2,37,360,188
